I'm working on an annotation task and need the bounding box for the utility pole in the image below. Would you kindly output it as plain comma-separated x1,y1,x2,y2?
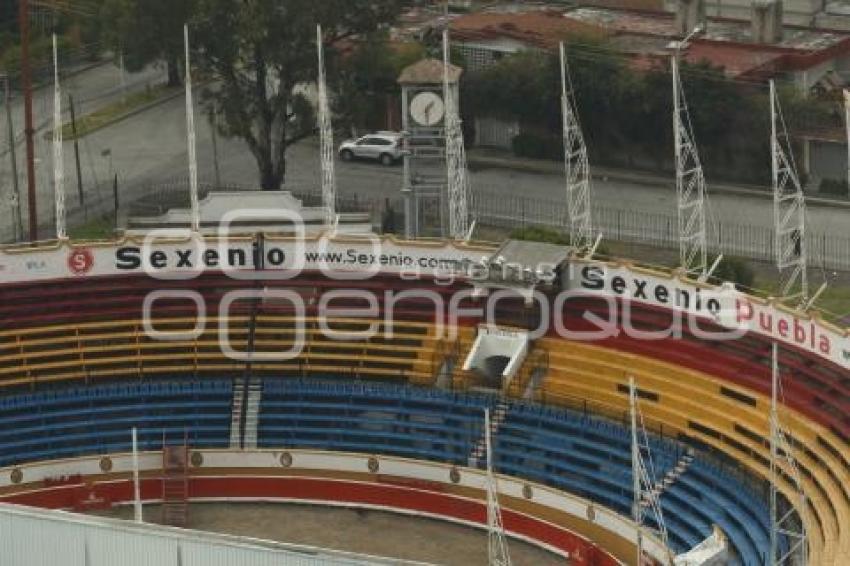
844,89,850,199
209,110,221,189
68,94,84,211
4,74,22,241
19,0,38,241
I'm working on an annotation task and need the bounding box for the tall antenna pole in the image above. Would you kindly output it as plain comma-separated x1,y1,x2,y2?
484,408,511,566
559,42,593,252
19,0,38,241
672,38,707,278
844,89,850,200
316,24,336,229
183,24,200,233
769,343,808,565
443,28,472,240
52,34,65,240
770,80,808,301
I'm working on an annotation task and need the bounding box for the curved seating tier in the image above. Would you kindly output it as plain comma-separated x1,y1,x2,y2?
1,273,848,563
0,316,451,389
0,380,232,467
559,296,850,443
258,379,771,564
532,337,850,564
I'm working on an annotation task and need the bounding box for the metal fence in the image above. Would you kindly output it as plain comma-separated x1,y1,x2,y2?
30,176,850,272
474,189,850,272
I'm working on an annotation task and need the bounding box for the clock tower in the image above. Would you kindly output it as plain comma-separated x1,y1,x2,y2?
398,58,463,239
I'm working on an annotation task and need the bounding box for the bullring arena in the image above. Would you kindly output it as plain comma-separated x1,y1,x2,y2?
0,230,848,565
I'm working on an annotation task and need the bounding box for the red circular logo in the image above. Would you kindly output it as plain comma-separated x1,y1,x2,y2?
68,248,94,275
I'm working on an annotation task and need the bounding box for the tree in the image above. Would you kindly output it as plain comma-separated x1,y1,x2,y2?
100,0,193,86
332,35,424,135
191,0,409,191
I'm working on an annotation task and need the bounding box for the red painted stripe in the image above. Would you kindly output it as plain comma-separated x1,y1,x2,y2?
1,475,619,566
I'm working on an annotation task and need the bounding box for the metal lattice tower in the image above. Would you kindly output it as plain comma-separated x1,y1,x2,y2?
672,55,707,277
770,80,808,300
770,343,808,566
559,43,593,252
316,24,336,228
52,34,66,240
443,29,472,240
630,377,672,565
484,408,511,566
183,24,200,233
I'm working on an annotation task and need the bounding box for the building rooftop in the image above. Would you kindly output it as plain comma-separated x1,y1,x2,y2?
450,9,611,49
448,6,850,79
398,58,463,84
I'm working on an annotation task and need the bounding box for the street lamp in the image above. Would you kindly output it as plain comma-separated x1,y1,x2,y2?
672,24,704,57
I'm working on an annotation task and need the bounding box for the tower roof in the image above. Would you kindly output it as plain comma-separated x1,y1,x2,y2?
398,58,462,85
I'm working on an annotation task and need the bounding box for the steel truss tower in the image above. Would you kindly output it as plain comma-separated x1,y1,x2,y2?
672,55,707,277
317,24,336,228
559,43,593,252
443,30,472,240
770,343,808,565
770,80,808,300
484,408,511,566
630,377,672,565
52,34,66,240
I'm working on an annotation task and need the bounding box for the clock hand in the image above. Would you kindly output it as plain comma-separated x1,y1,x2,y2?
424,101,434,123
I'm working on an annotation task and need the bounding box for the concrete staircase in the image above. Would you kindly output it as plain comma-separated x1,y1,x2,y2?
229,376,263,449
641,448,695,507
242,378,263,449
468,400,510,468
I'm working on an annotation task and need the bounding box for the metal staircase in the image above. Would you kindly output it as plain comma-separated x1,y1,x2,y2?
641,447,694,508
433,339,460,390
468,400,510,468
229,378,246,448
160,433,189,528
230,296,262,449
242,378,263,449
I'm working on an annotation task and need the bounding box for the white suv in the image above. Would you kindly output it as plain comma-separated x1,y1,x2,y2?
338,132,405,166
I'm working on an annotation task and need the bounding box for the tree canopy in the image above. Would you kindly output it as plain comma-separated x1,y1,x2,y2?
191,0,410,191
100,0,194,85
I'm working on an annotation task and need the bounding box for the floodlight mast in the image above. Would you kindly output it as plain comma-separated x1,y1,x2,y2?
672,26,707,278
484,408,511,566
769,80,808,301
317,24,337,229
443,29,472,240
559,42,593,253
769,343,808,565
52,34,66,240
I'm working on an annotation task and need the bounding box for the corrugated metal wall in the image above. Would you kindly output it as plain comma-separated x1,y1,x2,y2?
0,503,406,566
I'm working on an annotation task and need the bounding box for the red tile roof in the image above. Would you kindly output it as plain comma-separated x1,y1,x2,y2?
450,10,611,50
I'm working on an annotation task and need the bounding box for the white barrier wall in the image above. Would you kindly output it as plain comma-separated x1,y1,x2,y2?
0,501,423,566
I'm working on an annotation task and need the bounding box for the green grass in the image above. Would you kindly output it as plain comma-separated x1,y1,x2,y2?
68,215,116,241
56,84,177,140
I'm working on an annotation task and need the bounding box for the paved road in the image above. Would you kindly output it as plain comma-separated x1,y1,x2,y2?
2,64,850,249
0,62,166,241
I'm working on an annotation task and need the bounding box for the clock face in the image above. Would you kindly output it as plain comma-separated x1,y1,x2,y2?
410,91,445,126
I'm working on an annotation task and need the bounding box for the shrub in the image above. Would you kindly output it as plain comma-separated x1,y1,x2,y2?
819,178,848,196
511,132,562,161
709,255,754,289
